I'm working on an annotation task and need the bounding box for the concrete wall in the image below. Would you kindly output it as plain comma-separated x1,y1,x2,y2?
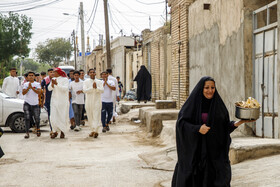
188,0,276,135
189,0,245,119
109,36,135,89
125,50,143,92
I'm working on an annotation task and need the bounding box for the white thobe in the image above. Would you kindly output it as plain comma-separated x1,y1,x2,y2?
2,76,20,97
83,79,104,132
83,78,104,132
48,76,69,133
108,75,119,117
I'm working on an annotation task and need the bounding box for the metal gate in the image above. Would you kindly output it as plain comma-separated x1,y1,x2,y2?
253,1,278,138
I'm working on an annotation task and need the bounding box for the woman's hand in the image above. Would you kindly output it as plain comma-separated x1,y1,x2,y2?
234,119,256,127
199,124,210,135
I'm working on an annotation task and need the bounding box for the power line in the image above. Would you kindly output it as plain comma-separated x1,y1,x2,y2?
135,0,165,5
115,0,161,16
107,3,118,33
87,0,99,34
109,2,141,32
108,3,124,35
32,16,73,39
0,0,46,7
0,0,63,13
86,0,97,23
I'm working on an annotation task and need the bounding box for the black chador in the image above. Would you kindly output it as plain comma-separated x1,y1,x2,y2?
133,65,151,102
172,76,237,187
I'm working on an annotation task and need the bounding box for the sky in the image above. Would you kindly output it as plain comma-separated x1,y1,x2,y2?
0,0,169,58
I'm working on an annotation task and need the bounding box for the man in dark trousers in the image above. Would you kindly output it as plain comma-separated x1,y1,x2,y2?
41,68,54,134
134,65,152,103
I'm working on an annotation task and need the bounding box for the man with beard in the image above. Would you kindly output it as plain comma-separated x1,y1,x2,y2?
48,68,69,139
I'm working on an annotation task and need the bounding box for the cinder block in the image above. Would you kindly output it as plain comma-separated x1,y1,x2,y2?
155,100,177,109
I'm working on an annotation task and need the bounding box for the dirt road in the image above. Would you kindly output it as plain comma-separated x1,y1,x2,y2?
0,111,172,187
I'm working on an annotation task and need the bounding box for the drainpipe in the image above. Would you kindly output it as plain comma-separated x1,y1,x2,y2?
177,41,182,107
272,28,276,139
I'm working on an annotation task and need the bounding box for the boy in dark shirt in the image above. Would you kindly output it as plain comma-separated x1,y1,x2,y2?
41,69,54,133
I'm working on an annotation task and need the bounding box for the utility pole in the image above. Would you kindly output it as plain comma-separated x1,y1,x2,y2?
80,2,86,70
72,30,77,69
103,0,111,68
165,0,168,25
149,16,151,30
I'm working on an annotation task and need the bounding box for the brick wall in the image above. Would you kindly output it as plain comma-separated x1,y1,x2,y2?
169,0,193,108
86,46,105,79
142,26,171,101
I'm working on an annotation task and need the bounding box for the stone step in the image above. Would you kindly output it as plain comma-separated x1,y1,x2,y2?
139,107,179,137
155,100,177,109
120,102,155,114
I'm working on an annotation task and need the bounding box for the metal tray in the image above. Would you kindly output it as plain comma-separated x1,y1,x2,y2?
235,106,260,120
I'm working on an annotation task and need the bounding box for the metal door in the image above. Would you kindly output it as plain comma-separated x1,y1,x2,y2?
253,1,278,138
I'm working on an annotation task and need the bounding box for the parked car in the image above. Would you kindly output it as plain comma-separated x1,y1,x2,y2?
58,65,75,76
0,92,48,133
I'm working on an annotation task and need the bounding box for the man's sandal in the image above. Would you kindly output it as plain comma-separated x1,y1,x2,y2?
51,132,58,139
37,129,41,137
60,132,65,139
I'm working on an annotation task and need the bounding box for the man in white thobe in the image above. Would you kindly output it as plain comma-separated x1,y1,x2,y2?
83,68,104,138
2,68,20,97
106,69,120,123
48,68,69,139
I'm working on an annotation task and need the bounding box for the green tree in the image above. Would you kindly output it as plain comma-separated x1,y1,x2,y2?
35,38,73,67
0,12,33,78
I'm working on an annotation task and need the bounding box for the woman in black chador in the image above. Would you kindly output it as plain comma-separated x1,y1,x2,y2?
172,77,254,187
134,65,151,102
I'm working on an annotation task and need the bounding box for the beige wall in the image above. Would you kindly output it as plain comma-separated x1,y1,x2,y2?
169,0,193,107
142,26,172,101
125,50,143,92
188,0,276,135
86,46,105,79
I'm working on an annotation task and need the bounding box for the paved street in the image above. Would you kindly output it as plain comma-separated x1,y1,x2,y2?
0,111,172,187
231,154,280,187
1,108,280,187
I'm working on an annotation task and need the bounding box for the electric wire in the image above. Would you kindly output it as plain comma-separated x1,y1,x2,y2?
135,0,165,5
0,0,47,7
86,0,99,34
109,2,141,32
0,0,63,13
115,0,161,16
86,0,97,23
107,3,117,33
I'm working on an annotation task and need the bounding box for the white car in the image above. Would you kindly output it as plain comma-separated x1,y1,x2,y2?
0,92,48,133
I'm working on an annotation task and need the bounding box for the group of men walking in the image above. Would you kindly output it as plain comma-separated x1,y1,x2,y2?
2,67,121,140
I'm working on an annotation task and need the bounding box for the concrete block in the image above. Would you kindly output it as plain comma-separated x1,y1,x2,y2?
155,100,177,109
120,104,132,114
139,108,179,137
229,137,280,164
139,107,155,126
